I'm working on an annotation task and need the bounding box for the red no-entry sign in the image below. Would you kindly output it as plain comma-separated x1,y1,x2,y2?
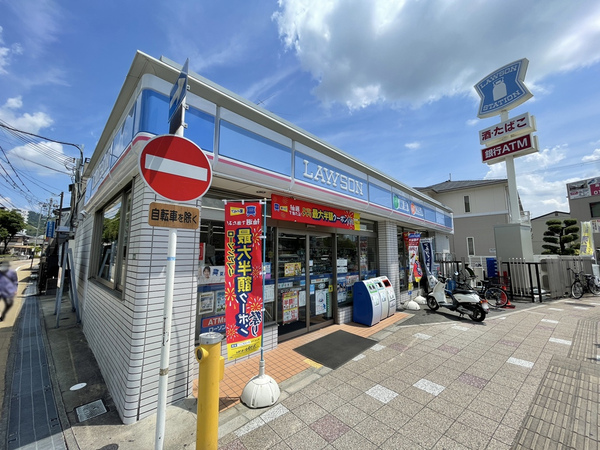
139,135,212,202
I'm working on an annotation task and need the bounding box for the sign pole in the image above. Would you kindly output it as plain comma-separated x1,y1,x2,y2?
499,110,521,224
155,228,177,449
155,70,187,450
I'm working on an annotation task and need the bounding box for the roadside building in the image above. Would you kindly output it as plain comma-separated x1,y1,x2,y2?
71,51,454,424
567,177,600,259
530,211,572,255
417,179,529,277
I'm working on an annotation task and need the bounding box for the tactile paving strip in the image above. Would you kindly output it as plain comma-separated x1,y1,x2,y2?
512,313,600,449
6,297,66,450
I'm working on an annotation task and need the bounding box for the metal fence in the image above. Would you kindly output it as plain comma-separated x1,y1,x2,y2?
500,256,595,302
434,253,596,302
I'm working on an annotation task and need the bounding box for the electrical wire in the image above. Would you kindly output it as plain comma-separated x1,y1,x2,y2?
0,120,83,208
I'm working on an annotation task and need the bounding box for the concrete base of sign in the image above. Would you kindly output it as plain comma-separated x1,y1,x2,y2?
240,360,280,409
414,295,427,305
403,300,421,311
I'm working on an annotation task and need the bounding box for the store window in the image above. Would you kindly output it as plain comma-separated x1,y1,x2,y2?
95,188,132,292
336,234,360,306
590,202,600,218
397,228,429,291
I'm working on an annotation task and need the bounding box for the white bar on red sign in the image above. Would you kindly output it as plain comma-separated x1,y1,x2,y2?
145,155,208,181
479,112,535,146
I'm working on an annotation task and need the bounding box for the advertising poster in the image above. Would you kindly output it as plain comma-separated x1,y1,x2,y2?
199,292,214,314
225,202,263,360
404,232,421,284
215,290,226,314
199,265,225,285
337,278,347,303
271,194,360,230
284,262,302,277
315,289,327,315
282,290,299,324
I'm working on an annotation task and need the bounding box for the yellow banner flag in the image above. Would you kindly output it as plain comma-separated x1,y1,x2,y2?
580,221,594,256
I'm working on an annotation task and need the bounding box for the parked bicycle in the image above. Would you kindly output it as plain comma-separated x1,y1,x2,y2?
567,267,600,299
456,273,509,308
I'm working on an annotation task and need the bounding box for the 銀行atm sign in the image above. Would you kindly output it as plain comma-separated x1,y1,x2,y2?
481,133,538,165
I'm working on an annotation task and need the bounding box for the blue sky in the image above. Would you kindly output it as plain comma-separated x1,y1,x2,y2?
1,0,600,219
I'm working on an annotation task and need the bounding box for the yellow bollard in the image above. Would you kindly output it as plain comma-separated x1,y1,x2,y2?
195,332,225,450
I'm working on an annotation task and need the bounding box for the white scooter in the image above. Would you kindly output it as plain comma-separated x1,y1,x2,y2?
426,274,489,322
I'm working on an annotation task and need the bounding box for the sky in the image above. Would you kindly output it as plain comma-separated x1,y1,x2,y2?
1,0,600,220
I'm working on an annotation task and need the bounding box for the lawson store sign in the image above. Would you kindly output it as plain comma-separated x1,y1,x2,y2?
294,152,452,231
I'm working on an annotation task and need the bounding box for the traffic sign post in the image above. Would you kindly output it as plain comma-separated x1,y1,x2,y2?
147,60,213,449
140,135,212,202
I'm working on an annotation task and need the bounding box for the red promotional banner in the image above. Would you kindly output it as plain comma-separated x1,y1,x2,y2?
404,232,421,286
224,202,263,360
271,194,360,230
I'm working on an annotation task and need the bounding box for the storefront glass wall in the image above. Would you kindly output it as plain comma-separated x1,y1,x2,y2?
397,227,429,292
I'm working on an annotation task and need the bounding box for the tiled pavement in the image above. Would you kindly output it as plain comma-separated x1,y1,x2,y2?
217,299,600,449
3,271,599,449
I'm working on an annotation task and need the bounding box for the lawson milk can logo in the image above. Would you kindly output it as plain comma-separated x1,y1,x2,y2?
475,58,533,119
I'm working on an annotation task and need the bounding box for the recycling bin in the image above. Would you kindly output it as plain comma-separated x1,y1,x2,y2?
372,278,390,319
377,276,396,317
352,279,382,326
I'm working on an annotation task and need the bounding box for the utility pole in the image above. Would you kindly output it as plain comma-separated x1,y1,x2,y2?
30,202,45,270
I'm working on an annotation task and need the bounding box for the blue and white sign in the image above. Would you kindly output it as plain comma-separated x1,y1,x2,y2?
45,220,56,239
168,59,189,123
474,58,533,119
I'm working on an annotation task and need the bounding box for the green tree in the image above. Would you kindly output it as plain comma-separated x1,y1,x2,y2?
0,209,26,254
542,219,580,255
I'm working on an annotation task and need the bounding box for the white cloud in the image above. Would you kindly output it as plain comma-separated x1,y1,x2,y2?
0,26,20,75
582,149,600,162
274,0,600,109
0,96,53,134
521,145,568,170
405,141,420,150
3,0,63,57
8,140,69,175
483,145,575,217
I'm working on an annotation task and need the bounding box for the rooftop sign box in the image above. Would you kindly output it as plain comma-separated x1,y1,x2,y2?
475,58,533,119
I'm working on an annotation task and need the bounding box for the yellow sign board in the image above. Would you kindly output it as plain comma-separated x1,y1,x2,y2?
148,202,200,229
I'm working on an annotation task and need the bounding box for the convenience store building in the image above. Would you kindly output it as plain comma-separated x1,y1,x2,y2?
72,51,454,424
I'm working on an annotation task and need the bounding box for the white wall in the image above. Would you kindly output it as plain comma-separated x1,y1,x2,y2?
75,176,200,424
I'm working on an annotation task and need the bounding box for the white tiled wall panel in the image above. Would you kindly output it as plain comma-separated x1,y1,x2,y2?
377,221,401,303
75,177,200,424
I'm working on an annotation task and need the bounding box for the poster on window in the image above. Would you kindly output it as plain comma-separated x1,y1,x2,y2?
315,289,328,314
264,284,275,303
404,232,421,284
199,265,225,285
215,290,226,314
225,202,263,360
284,262,302,277
337,278,347,303
199,292,214,314
282,290,299,324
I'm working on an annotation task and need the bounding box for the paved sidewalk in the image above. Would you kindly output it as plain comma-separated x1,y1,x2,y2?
2,271,599,449
217,298,600,449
